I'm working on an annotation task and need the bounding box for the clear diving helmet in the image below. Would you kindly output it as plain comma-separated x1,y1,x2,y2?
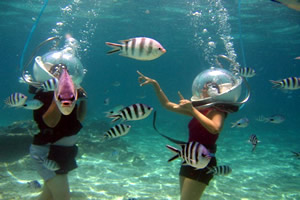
32,36,85,87
191,67,250,112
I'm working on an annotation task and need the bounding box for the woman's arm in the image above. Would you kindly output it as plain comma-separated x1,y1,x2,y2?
175,96,226,134
42,98,62,128
191,107,226,134
137,71,191,116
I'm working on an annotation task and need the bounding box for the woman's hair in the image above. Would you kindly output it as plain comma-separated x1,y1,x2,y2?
203,81,221,94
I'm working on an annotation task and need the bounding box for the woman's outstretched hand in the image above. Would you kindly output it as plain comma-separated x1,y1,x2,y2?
174,91,194,112
137,71,157,86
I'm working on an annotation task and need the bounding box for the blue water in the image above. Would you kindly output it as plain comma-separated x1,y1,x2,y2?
0,0,300,199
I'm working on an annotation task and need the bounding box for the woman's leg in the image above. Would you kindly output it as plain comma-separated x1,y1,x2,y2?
38,183,52,200
44,174,71,200
180,176,206,200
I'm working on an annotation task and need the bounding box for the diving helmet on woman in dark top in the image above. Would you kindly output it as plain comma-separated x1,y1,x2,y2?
32,34,85,87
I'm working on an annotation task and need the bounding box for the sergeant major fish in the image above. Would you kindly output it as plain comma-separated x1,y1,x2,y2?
166,141,213,169
54,65,78,115
249,134,259,152
4,93,28,107
103,124,131,139
107,103,153,122
41,78,59,92
206,165,232,176
270,77,300,90
233,67,256,78
106,37,166,61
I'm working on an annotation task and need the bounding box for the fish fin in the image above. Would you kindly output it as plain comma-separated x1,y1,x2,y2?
105,42,122,55
231,122,237,128
168,155,180,162
166,145,180,153
119,39,131,43
206,167,214,174
107,114,121,122
182,161,188,166
166,145,180,162
270,0,281,4
269,80,281,88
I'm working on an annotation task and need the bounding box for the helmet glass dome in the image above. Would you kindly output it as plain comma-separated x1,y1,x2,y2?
33,50,85,87
191,67,242,103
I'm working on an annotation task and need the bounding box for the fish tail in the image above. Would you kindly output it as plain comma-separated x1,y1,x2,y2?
269,80,281,88
251,145,256,152
107,114,121,122
166,145,180,162
168,155,180,162
206,167,214,174
105,42,122,54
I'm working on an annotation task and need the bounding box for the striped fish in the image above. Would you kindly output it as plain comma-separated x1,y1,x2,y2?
249,134,259,152
166,141,213,170
270,77,300,90
233,67,256,78
206,165,232,175
107,103,153,122
41,78,59,91
103,124,131,139
105,37,166,61
43,158,60,171
4,93,28,107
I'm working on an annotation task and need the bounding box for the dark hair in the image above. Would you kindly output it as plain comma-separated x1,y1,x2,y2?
203,81,220,93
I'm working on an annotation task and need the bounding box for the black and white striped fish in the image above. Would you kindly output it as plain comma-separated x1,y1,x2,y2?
41,78,59,91
270,77,300,90
103,124,131,139
166,141,213,170
233,67,256,78
206,165,232,175
43,158,60,171
249,134,259,152
107,103,153,122
4,93,28,107
106,37,166,61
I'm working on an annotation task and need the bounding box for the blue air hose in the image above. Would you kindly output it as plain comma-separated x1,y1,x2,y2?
238,0,247,110
19,0,48,72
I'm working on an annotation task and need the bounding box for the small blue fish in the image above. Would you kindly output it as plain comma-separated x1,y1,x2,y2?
231,117,249,128
23,99,44,110
27,180,42,189
257,114,285,124
249,134,259,152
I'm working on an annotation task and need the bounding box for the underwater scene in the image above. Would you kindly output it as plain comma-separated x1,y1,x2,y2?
0,0,300,199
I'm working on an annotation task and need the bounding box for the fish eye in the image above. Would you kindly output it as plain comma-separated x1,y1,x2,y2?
158,47,162,50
